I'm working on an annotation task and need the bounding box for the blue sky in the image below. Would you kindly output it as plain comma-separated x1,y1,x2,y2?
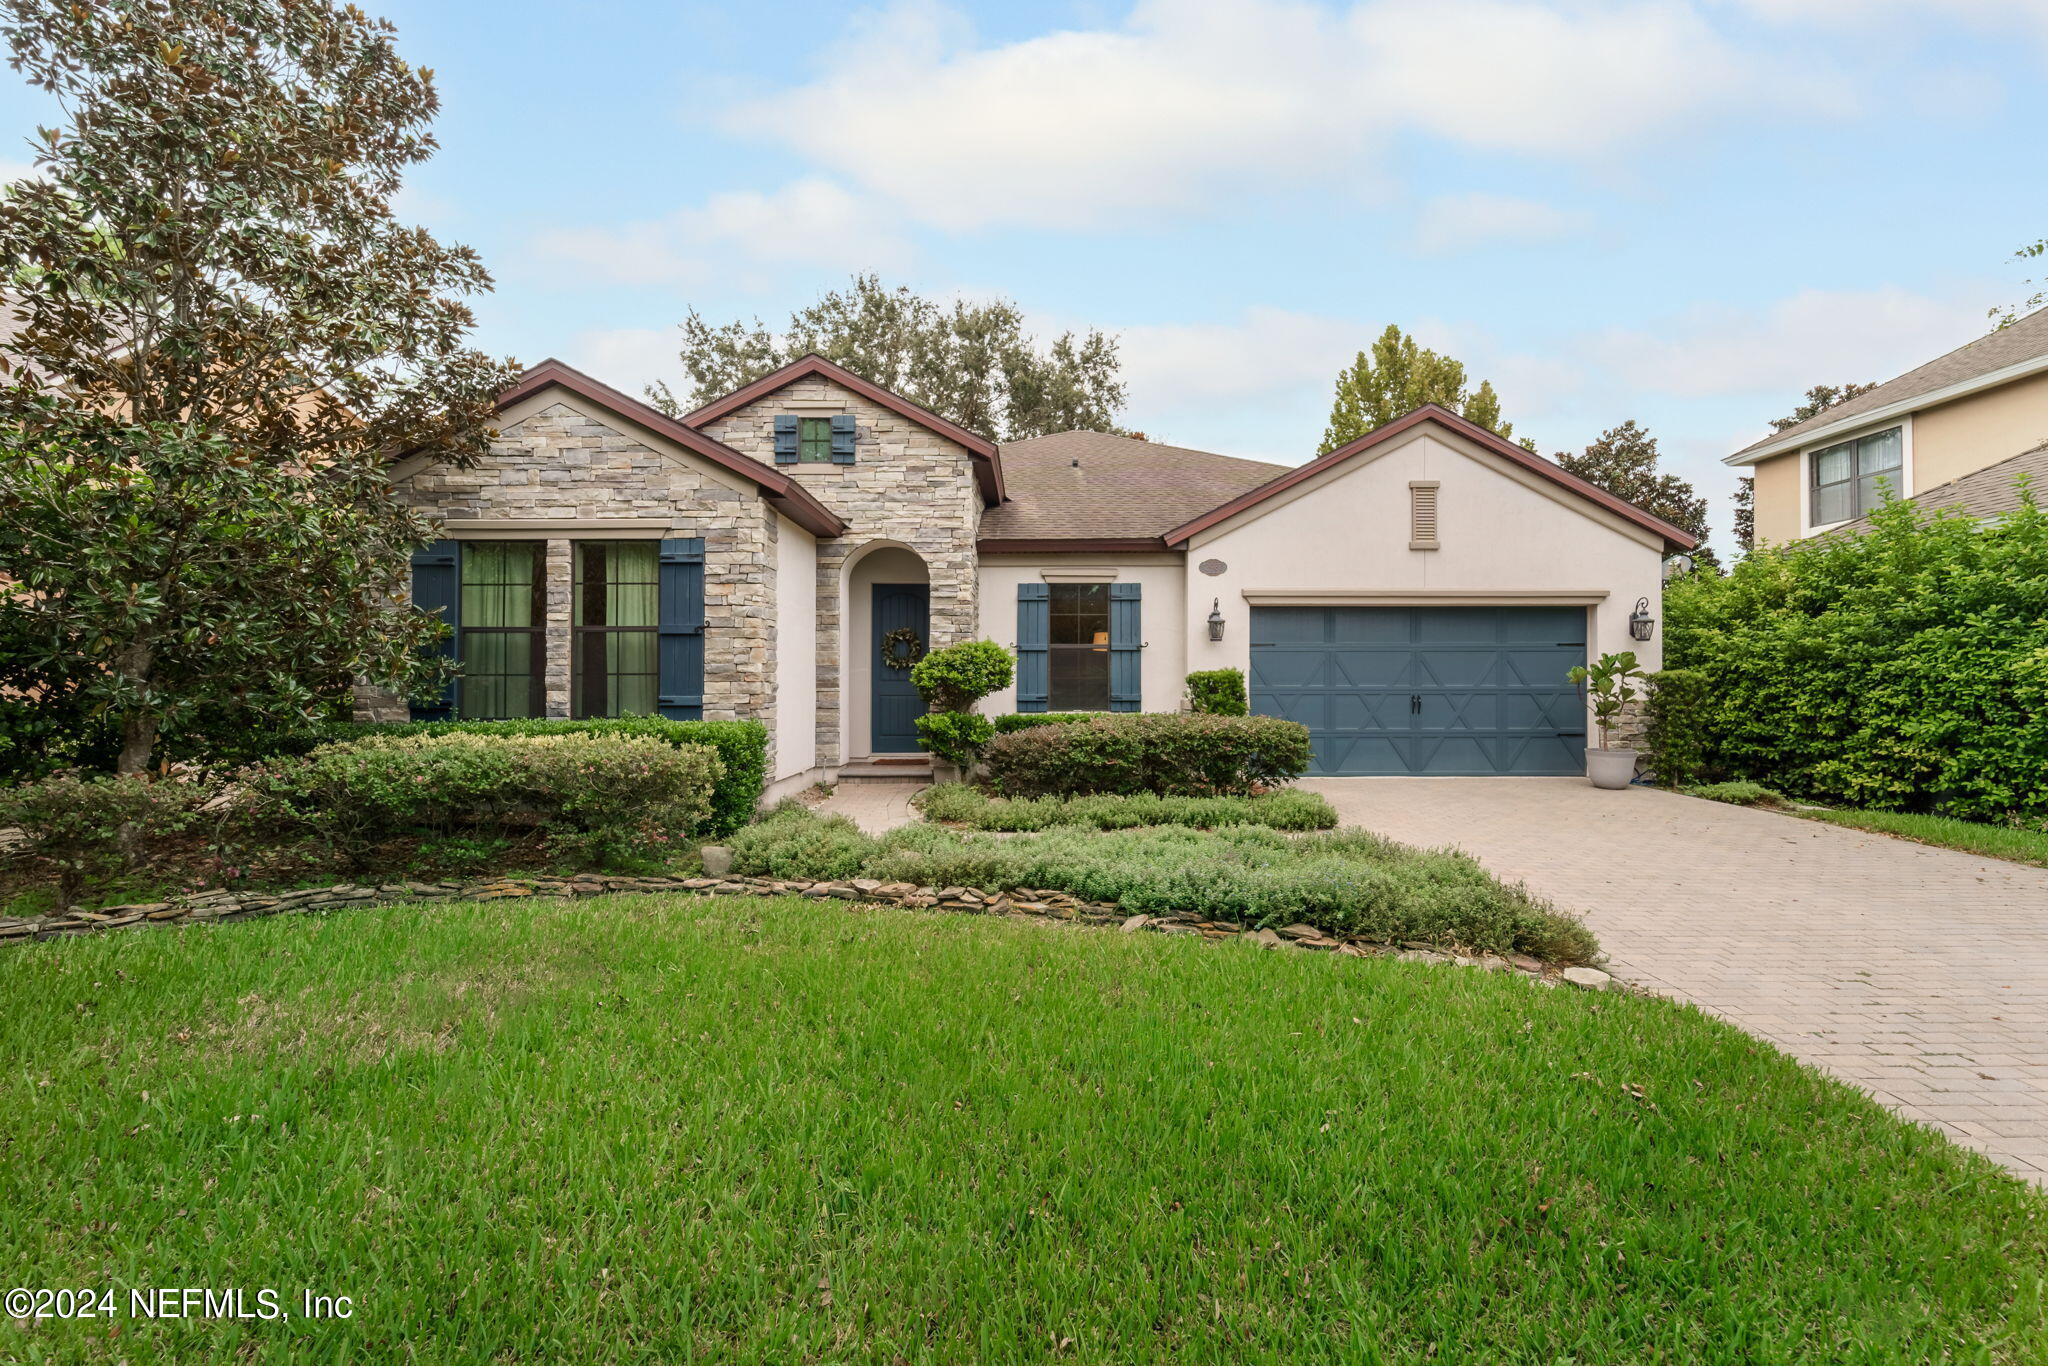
6,0,2046,553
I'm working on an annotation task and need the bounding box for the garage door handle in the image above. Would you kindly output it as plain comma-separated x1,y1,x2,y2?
1557,731,1586,738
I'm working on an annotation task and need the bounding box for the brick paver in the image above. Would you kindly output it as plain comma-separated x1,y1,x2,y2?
1302,777,2048,1184
815,781,925,835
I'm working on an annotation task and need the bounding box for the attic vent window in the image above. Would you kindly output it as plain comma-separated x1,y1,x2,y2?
1409,480,1440,551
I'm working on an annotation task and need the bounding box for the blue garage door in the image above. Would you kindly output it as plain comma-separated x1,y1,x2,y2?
1249,606,1587,775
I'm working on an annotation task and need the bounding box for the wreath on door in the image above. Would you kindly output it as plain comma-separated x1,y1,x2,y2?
881,626,926,670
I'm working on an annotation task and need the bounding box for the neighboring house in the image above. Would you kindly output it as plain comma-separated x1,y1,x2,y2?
366,355,1695,794
1727,307,2048,544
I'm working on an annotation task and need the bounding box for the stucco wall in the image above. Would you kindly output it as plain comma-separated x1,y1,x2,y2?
1749,450,1803,547
1913,368,2048,489
695,375,983,766
772,514,818,780
389,392,778,728
1181,429,1668,718
975,557,1189,716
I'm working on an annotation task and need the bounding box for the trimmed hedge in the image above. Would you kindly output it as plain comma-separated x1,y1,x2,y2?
990,712,1099,735
1643,668,1715,787
980,713,1311,798
256,717,767,836
727,806,1597,961
914,783,1337,831
1664,496,2048,823
1184,668,1250,716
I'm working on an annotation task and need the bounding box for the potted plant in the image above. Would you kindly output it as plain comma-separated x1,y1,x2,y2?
1568,651,1648,790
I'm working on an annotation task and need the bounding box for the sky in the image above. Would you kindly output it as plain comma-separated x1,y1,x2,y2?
5,0,2046,555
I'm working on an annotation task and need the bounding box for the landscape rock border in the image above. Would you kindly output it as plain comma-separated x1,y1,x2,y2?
0,873,1617,990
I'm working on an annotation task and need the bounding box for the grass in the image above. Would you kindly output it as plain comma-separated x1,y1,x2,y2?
731,805,1597,961
1682,783,2048,869
914,782,1337,831
2,895,2041,1363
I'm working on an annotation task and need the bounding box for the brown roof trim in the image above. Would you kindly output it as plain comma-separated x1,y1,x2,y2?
976,537,1171,555
499,360,846,538
682,353,1005,504
1163,405,1698,551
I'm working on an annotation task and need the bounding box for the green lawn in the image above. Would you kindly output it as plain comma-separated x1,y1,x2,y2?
4,896,2043,1363
1799,806,2048,868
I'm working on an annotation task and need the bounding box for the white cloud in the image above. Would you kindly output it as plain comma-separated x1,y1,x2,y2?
533,178,912,286
0,160,43,184
1588,286,1989,400
724,0,1841,231
1413,192,1590,254
1734,0,2048,37
1115,307,1365,412
566,327,679,399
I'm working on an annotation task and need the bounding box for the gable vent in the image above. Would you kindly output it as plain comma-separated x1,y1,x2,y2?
1409,480,1440,550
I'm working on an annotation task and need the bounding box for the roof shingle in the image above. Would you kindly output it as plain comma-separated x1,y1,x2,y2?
1837,439,2048,532
977,431,1288,544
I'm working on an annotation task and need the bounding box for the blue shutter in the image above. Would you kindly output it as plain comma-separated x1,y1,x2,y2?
1015,583,1049,713
772,415,799,465
658,538,705,721
1109,582,1142,712
410,539,460,721
829,412,856,464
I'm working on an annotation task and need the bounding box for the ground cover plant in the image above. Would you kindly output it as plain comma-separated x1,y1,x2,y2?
915,782,1336,832
3,895,2041,1363
732,805,1593,960
980,712,1311,797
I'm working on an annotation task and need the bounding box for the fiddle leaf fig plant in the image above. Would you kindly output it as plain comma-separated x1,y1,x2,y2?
1568,651,1649,750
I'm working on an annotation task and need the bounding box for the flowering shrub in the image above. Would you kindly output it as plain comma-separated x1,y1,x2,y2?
235,732,720,869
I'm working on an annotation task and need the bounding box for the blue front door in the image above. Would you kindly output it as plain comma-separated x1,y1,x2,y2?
870,583,930,753
1248,605,1587,775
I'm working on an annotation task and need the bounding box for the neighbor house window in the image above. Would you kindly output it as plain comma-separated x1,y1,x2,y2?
1048,582,1111,711
573,541,659,718
1810,426,1903,526
458,541,544,719
799,417,833,463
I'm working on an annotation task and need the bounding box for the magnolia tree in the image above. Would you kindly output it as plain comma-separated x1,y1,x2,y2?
0,0,513,773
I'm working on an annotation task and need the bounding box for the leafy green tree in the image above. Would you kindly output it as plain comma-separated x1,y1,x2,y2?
1769,382,1878,432
0,0,513,774
1733,477,1754,553
1552,421,1718,569
1318,325,1525,453
651,274,1127,441
1994,235,2045,328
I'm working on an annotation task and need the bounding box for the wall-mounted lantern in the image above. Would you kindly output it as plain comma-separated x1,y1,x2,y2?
1207,598,1226,642
1628,596,1655,642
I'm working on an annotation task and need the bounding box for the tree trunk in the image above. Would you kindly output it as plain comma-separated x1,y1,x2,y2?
116,712,158,776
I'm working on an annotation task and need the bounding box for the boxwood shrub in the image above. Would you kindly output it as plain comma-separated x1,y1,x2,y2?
255,717,767,836
980,713,1311,797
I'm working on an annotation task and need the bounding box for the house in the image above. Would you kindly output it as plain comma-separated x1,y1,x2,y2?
1727,307,2048,543
365,354,1695,795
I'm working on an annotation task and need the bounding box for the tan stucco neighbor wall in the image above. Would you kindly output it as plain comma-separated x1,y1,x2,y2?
388,394,780,751
1181,427,1669,736
1750,449,1803,547
694,375,983,767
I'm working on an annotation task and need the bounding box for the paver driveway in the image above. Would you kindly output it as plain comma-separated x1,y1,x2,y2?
1302,777,2048,1184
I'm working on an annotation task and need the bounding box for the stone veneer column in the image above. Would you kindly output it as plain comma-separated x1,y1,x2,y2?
544,538,572,717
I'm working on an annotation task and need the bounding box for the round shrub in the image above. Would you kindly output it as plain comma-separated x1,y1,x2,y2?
0,773,214,907
979,713,1311,798
910,639,1013,712
1184,668,1249,716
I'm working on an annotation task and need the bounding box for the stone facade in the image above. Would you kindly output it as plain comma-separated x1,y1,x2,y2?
696,376,984,766
384,401,780,747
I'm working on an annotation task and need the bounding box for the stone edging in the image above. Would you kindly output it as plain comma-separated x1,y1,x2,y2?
0,873,1618,991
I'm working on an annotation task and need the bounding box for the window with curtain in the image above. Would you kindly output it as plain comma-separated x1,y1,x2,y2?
458,541,544,719
573,542,659,717
798,417,833,463
1048,582,1111,711
1810,426,1903,526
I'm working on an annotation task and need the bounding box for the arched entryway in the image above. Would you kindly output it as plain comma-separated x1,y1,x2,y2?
842,542,931,759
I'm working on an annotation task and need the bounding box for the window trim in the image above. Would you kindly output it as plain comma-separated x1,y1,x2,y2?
570,540,660,719
1801,416,1912,533
1046,580,1113,713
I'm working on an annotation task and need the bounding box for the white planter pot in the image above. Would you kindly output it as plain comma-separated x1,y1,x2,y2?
1585,747,1639,790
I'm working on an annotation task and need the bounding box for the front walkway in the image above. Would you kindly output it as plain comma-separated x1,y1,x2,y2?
815,781,925,835
1302,777,2048,1184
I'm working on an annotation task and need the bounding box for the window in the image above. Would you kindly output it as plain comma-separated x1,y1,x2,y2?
799,416,833,463
458,541,544,719
1048,582,1111,711
573,542,659,718
1810,426,1903,526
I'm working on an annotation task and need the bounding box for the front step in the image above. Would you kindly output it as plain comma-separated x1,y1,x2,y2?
838,756,934,783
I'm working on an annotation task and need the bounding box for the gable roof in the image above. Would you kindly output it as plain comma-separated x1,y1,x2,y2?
1164,404,1698,551
1726,306,2048,467
497,359,846,538
977,431,1288,550
682,353,1004,504
1837,438,2048,532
